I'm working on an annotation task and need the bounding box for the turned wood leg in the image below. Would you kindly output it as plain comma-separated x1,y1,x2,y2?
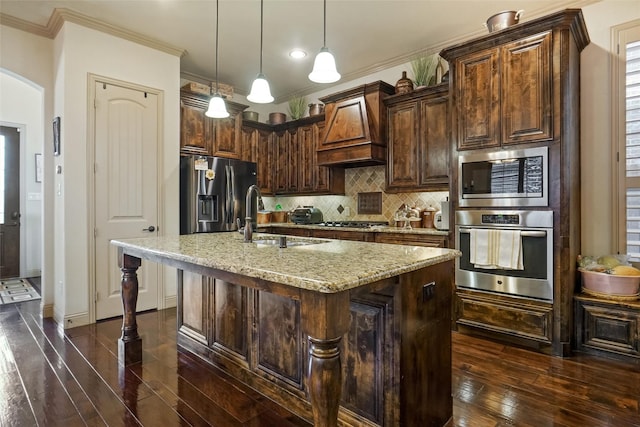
308,336,343,427
118,252,142,366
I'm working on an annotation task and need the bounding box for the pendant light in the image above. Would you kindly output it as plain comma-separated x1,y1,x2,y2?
206,0,229,118
247,0,274,103
308,0,341,84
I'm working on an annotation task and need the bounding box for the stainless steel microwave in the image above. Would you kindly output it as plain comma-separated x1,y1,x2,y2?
458,146,548,207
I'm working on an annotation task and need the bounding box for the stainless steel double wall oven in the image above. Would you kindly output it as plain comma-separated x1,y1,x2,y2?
455,146,554,301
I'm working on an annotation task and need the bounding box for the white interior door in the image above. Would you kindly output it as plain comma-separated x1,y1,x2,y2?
94,81,159,319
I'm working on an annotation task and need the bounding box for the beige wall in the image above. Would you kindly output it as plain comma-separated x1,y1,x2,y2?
581,1,640,255
0,24,55,309
1,20,181,326
52,21,181,325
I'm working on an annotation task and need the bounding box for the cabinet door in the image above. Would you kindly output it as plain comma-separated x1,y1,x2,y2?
180,100,211,155
315,122,330,192
240,125,258,162
501,31,554,145
419,95,449,189
212,114,242,159
287,129,299,193
178,270,210,345
256,129,274,195
387,102,419,189
297,125,315,193
456,48,500,150
273,130,290,193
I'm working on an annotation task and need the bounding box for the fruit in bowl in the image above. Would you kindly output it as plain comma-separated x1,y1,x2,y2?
577,254,640,298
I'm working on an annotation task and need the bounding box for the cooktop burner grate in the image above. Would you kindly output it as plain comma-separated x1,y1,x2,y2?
318,221,389,228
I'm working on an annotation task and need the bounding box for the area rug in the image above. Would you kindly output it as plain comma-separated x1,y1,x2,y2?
0,278,41,305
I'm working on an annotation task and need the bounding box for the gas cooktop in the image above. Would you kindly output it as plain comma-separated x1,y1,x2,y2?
317,221,389,229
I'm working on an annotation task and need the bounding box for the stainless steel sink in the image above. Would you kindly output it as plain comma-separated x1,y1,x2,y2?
252,236,324,248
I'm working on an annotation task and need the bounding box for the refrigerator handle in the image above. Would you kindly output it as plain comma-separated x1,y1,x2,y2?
224,165,232,224
229,165,236,224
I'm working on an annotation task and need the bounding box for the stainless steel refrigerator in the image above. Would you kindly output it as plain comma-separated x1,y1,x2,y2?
180,155,257,234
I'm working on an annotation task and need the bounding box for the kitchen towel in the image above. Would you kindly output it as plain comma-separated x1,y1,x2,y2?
470,229,523,270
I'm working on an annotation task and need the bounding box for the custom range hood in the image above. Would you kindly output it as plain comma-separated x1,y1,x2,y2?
317,81,395,167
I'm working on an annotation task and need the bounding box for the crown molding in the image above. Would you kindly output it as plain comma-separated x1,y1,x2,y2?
1,8,185,58
0,13,51,38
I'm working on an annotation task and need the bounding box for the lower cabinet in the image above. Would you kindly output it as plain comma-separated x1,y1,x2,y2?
177,261,453,426
374,232,447,248
574,294,640,362
266,226,446,246
455,289,553,348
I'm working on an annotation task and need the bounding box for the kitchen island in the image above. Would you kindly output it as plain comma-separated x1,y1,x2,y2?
112,232,459,427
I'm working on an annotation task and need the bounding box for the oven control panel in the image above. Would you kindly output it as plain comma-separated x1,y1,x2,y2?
481,214,520,225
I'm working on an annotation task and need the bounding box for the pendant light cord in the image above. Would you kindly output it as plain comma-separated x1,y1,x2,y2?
322,0,327,48
259,0,264,73
215,0,220,94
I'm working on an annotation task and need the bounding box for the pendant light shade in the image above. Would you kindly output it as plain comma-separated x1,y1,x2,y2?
309,0,341,84
247,0,274,104
247,73,274,103
309,47,340,83
206,94,229,118
206,0,229,118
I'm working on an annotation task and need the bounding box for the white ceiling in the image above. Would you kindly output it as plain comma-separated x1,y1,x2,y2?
0,0,598,102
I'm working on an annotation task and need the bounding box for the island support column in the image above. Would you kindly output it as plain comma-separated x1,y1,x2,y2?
301,291,350,427
117,250,142,365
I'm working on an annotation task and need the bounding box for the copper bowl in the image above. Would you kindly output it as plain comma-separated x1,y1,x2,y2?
269,112,286,124
308,103,325,116
486,10,524,32
243,111,259,122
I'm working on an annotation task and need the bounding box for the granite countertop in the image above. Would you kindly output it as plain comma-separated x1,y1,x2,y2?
267,223,450,236
112,232,460,294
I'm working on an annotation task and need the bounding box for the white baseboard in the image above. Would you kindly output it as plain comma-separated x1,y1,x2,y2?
42,303,54,319
164,295,177,309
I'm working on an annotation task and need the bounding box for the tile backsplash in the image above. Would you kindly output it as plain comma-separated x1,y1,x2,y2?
262,165,449,223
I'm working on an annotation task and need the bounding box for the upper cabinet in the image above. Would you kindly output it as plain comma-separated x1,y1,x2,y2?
241,116,345,196
441,9,589,151
384,84,449,192
180,91,247,158
317,81,395,167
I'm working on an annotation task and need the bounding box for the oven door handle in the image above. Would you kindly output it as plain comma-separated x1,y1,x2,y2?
459,227,547,238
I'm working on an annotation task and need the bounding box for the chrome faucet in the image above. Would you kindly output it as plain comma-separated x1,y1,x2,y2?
243,184,262,243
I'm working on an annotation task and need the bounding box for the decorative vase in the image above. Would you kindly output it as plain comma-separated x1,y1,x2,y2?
395,71,413,94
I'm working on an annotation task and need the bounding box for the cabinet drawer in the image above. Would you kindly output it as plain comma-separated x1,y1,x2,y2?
456,291,552,343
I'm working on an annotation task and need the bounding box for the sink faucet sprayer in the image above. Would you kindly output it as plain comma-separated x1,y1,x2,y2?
242,184,262,243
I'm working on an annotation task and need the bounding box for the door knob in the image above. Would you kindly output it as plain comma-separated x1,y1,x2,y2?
11,211,20,220
142,226,156,232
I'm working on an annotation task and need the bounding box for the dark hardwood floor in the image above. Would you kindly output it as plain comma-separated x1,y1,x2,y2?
1,299,638,426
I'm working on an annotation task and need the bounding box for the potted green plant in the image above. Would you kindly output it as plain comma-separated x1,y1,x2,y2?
288,95,307,120
411,54,438,88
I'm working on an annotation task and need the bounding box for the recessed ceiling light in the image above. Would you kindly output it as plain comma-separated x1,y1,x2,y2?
289,49,307,59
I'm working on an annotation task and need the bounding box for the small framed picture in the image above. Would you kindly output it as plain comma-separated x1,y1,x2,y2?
53,116,61,156
35,153,43,183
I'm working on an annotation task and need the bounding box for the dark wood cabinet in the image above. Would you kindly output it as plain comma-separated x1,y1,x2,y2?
456,289,554,345
240,123,274,195
374,232,447,248
385,84,449,192
244,116,344,196
574,294,640,362
180,91,247,158
177,260,454,426
180,92,212,155
447,30,553,150
272,128,293,194
267,226,446,247
441,10,590,356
